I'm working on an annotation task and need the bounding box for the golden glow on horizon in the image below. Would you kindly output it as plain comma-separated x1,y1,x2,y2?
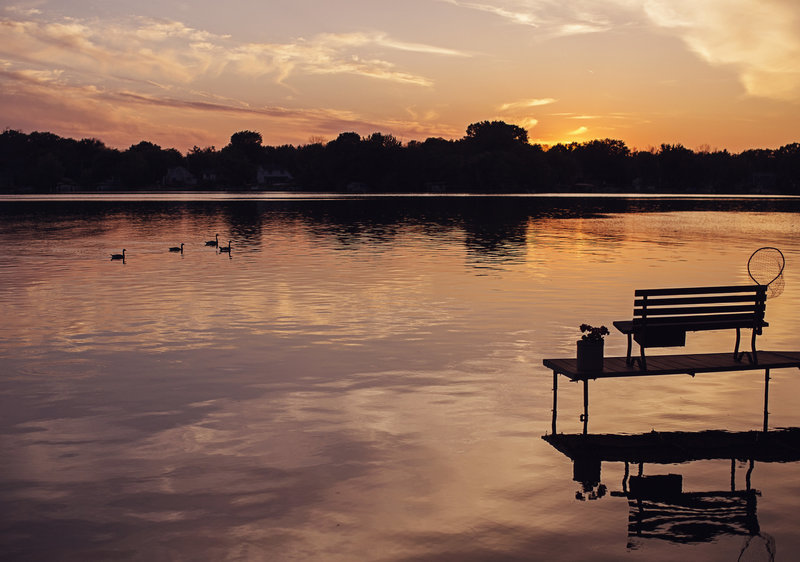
0,1,798,152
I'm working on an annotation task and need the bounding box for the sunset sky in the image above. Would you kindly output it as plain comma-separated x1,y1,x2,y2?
1,1,799,153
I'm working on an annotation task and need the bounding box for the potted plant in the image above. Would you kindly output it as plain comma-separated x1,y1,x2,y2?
577,324,609,372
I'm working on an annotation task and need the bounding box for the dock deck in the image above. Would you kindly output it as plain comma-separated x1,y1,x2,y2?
543,350,800,381
543,351,800,434
543,428,800,465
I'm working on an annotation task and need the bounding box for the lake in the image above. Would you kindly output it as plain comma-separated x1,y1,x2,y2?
1,194,799,561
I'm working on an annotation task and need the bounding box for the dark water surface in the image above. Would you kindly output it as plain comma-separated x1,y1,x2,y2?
1,194,799,561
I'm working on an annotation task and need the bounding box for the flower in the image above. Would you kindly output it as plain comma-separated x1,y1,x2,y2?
580,324,609,342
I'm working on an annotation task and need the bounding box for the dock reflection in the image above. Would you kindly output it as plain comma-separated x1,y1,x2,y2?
543,428,800,555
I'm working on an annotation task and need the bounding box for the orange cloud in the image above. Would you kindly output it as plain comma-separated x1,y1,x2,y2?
0,61,457,149
642,0,800,100
0,11,471,148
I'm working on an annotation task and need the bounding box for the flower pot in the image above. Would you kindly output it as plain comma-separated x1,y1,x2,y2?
577,339,604,372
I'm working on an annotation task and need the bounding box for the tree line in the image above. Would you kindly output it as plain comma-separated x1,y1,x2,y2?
1,122,798,194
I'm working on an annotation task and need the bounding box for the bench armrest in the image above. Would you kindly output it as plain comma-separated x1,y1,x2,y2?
613,320,634,334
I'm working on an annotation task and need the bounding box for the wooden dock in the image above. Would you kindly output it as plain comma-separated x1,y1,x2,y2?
543,351,800,434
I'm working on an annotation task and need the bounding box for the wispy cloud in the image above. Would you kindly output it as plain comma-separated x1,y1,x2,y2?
441,0,613,36
0,54,455,149
443,0,800,100
0,11,470,147
372,34,469,57
498,98,556,111
229,30,470,86
0,15,464,87
443,1,541,26
641,0,800,100
3,6,42,16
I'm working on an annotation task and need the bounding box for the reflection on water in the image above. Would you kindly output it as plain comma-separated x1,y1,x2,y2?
1,195,800,561
544,428,800,558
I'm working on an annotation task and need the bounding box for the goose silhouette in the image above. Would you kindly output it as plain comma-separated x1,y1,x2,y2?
169,243,184,253
110,249,126,260
205,234,219,247
219,240,232,253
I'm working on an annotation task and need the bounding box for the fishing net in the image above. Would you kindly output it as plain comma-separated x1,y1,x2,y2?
747,247,785,299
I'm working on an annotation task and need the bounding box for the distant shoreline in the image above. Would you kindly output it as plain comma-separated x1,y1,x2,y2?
3,191,799,203
3,127,798,196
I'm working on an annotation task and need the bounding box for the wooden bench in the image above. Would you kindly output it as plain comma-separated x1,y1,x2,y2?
613,285,768,370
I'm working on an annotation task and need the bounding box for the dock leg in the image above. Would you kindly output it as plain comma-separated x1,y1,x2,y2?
622,461,629,494
582,379,589,435
763,368,770,433
552,370,558,435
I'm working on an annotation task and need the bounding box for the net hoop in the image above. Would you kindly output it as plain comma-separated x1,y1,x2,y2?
747,247,785,299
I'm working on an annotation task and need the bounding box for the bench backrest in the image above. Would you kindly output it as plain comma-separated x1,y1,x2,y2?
632,285,767,332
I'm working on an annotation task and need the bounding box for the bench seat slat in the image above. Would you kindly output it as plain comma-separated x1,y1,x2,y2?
633,313,764,326
634,295,762,306
614,319,768,334
637,319,766,331
634,304,764,316
634,285,763,297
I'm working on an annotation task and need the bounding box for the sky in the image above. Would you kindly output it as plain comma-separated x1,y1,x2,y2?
1,0,799,153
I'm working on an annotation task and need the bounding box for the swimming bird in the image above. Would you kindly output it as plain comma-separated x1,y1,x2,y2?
110,249,126,260
169,243,184,253
205,234,219,247
219,241,232,253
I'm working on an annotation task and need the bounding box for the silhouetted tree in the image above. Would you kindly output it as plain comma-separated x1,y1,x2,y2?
230,130,263,147
573,139,631,188
185,146,219,186
657,144,696,191
465,121,529,151
544,144,580,189
775,143,800,193
324,132,365,189
120,141,181,188
219,131,266,185
293,141,326,189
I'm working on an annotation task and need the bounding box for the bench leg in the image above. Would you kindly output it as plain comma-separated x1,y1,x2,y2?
733,327,742,361
625,333,633,365
751,329,759,365
628,345,647,370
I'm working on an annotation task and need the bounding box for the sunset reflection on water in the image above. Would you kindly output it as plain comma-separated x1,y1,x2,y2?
1,195,799,561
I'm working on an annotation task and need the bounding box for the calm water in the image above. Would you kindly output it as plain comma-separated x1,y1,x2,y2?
1,194,800,561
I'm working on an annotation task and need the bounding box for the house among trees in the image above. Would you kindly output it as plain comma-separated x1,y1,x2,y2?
163,166,197,187
257,165,293,186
